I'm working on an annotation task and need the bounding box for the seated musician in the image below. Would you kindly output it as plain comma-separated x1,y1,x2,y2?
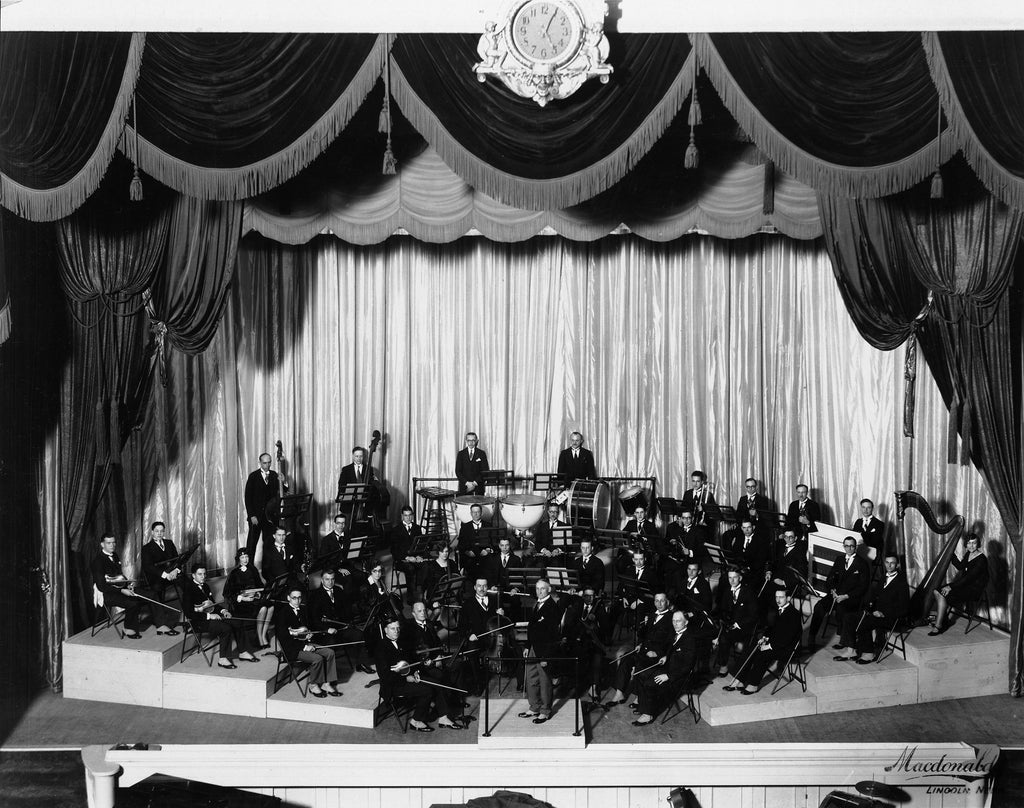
807,535,870,651
391,506,425,601
713,567,759,676
557,431,597,487
422,544,460,607
140,521,182,635
611,549,657,632
359,560,402,626
760,529,808,617
724,587,802,695
533,503,568,566
928,533,989,636
622,506,659,552
722,519,770,579
558,588,606,702
91,533,145,639
182,566,260,669
574,538,606,597
837,554,909,662
457,503,493,576
663,510,709,568
736,478,770,524
675,561,713,620
262,526,299,588
375,616,465,731
604,592,675,707
402,601,472,714
223,548,271,649
275,588,342,697
309,569,374,674
486,537,524,620
631,610,716,725
680,470,717,526
316,515,354,581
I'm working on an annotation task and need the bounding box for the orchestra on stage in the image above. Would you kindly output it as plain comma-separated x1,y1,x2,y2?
89,431,986,731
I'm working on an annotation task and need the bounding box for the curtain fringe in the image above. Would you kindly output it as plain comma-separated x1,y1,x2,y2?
0,34,146,222
692,33,954,200
388,51,695,211
119,34,394,200
920,32,1024,212
0,298,11,345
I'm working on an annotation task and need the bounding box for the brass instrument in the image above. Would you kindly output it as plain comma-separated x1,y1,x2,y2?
895,490,965,623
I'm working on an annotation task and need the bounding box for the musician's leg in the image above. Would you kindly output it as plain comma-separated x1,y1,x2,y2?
258,606,273,647
297,649,327,685
524,655,542,714
536,661,553,717
807,595,834,643
320,648,338,684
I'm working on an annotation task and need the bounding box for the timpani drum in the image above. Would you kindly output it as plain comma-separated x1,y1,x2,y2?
567,479,612,529
618,484,648,515
499,493,547,530
453,495,496,524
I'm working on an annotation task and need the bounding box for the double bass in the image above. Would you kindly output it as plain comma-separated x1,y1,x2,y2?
364,429,391,522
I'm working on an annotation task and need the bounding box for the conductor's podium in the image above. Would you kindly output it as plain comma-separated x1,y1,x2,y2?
62,621,379,728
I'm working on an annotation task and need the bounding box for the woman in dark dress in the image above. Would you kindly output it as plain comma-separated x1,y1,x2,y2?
223,548,271,648
929,533,989,635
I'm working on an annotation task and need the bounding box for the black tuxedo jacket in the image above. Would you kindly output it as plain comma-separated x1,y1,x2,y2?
770,540,809,589
457,520,494,553
764,604,802,652
722,528,771,574
678,575,714,614
533,518,569,553
666,623,716,681
390,522,423,562
824,553,871,603
455,447,489,494
866,572,910,619
374,637,411,699
556,446,596,486
616,563,658,601
681,487,718,521
460,593,501,639
574,553,605,593
787,498,821,527
91,552,128,597
622,519,659,548
640,610,675,655
141,539,179,590
663,522,710,561
262,542,297,582
485,551,521,587
308,585,353,628
401,619,443,657
336,462,376,500
717,583,758,633
526,597,563,657
275,605,313,662
736,493,771,521
181,578,223,628
854,516,885,556
244,469,279,520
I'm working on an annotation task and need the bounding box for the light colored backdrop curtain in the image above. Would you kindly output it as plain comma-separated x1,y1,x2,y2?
111,233,1011,617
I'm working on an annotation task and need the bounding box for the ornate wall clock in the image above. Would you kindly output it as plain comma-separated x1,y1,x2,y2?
474,0,612,107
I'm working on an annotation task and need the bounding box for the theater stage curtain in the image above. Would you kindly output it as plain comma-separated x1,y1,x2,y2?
93,234,1008,610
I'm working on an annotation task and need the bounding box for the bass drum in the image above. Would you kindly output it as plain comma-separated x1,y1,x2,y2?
567,479,612,529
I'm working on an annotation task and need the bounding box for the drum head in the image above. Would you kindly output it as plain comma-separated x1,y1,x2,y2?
568,479,611,529
453,495,496,523
499,494,547,530
618,484,648,515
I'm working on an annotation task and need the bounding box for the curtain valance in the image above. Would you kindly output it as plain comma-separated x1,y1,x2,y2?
0,32,144,222
923,32,1024,212
694,33,958,199
389,34,694,210
120,34,391,200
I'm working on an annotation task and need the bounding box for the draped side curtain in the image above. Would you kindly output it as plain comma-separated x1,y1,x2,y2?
99,235,1009,607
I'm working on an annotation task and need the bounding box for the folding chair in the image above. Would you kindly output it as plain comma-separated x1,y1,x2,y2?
660,673,701,725
91,584,126,639
960,592,995,634
179,615,219,667
875,617,913,663
374,692,411,733
769,642,807,695
274,655,312,697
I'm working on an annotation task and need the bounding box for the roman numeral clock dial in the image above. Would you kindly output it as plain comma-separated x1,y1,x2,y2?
474,0,612,106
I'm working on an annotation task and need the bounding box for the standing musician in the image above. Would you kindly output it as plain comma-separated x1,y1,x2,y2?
723,587,802,695
681,470,717,526
714,567,759,676
604,592,674,707
391,505,426,601
573,538,606,596
91,533,145,639
243,452,280,558
837,554,909,662
807,535,870,651
336,445,376,493
275,588,342,698
518,578,564,724
787,483,821,530
532,503,568,566
455,432,489,495
557,431,597,486
262,526,299,588
630,610,716,725
181,566,260,669
736,478,771,523
853,498,886,562
375,616,465,731
223,548,271,649
140,520,182,635
308,569,375,674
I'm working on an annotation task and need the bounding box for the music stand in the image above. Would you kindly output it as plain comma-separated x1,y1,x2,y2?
593,528,631,554
704,503,739,523
426,574,465,605
757,509,789,530
545,567,580,593
341,535,376,571
483,469,514,490
705,542,740,572
532,473,561,493
307,548,345,576
336,483,371,528
656,497,684,518
506,567,545,597
550,528,577,554
618,575,655,645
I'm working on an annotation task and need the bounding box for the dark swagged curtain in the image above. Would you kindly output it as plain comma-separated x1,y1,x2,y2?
819,180,1024,693
37,176,241,689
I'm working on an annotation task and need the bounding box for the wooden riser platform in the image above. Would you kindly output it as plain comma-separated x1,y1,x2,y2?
805,653,918,713
477,697,586,748
905,623,1008,703
265,669,379,728
701,678,817,726
162,652,279,718
63,624,183,708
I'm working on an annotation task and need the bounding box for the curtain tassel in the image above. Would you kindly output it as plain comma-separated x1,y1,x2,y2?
151,318,169,387
902,331,919,438
930,169,944,200
930,96,944,200
129,95,144,201
684,58,700,170
380,44,398,176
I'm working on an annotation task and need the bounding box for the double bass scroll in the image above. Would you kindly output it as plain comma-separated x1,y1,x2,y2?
895,490,965,624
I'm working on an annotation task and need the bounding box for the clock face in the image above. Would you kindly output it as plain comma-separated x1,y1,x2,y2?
510,1,578,65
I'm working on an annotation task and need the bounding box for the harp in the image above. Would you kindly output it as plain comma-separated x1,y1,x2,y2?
895,490,965,623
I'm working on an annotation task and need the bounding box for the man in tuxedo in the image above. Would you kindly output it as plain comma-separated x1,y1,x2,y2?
556,431,597,486
622,505,659,554
308,569,374,673
532,502,568,565
315,514,355,582
140,520,182,635
762,529,809,615
714,567,759,675
182,566,260,670
262,526,299,588
574,538,606,595
611,549,658,632
736,478,771,523
838,554,910,663
676,561,714,618
391,505,425,600
680,470,717,526
276,588,342,698
662,510,709,571
722,519,771,579
724,587,802,695
808,535,871,651
519,578,563,723
243,452,279,558
854,498,885,562
336,445,375,499
91,533,145,639
605,592,675,706
787,484,821,530
455,432,489,495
